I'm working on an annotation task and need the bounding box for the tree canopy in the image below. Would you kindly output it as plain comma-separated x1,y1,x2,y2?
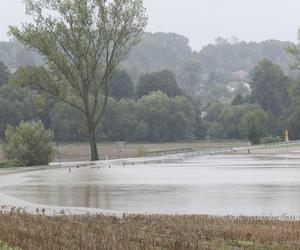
239,108,268,144
249,59,290,118
137,70,184,98
109,70,135,100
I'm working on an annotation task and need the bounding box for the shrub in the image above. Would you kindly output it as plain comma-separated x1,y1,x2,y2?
239,108,268,144
0,160,23,169
4,121,55,166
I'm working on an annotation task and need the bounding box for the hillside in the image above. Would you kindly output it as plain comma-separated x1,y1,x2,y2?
0,34,294,90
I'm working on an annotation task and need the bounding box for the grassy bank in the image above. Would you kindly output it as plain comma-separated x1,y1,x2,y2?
52,140,247,162
1,213,300,250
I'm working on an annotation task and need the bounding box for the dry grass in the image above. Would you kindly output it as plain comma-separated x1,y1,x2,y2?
53,140,247,161
1,212,300,249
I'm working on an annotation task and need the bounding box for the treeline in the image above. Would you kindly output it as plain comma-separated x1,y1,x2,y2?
50,68,200,142
54,92,195,142
2,58,300,143
0,64,198,142
3,57,299,144
1,32,299,144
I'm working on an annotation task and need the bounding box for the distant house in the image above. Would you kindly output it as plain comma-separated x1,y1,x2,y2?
232,70,248,81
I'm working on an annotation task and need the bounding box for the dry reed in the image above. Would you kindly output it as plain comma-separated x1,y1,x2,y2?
0,212,300,249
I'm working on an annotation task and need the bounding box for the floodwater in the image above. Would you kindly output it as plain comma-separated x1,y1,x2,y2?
3,154,300,216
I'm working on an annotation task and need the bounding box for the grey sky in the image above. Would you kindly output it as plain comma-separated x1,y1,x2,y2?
1,0,300,50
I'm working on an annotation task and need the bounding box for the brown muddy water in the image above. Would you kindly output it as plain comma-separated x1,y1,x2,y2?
2,154,300,216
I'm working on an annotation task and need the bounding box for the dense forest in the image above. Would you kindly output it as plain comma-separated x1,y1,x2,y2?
0,32,299,143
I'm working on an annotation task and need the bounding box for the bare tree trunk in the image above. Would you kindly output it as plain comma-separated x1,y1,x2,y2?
88,126,99,161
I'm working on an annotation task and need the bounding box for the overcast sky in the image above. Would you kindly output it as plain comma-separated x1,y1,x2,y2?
1,0,300,50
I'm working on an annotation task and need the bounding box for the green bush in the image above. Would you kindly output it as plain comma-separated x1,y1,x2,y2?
4,121,55,166
0,160,23,169
239,108,268,145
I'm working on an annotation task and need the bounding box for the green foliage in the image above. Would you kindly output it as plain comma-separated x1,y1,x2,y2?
249,59,290,118
177,59,202,94
137,70,184,98
205,103,226,123
0,85,39,137
24,90,199,143
137,91,196,141
231,93,245,105
239,108,268,144
0,61,11,86
102,98,139,141
285,31,300,140
10,0,147,161
206,103,260,139
109,71,135,100
286,97,300,139
4,121,55,166
208,122,224,139
0,30,297,145
194,114,209,139
101,92,196,142
51,104,86,142
0,160,23,169
195,83,234,107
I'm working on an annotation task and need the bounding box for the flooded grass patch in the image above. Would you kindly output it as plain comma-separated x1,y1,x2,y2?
1,213,300,249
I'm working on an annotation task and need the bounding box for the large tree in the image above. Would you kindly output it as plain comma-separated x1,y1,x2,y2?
249,59,290,118
10,0,147,160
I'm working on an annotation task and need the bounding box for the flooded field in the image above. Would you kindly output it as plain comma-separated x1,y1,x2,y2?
2,154,300,216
